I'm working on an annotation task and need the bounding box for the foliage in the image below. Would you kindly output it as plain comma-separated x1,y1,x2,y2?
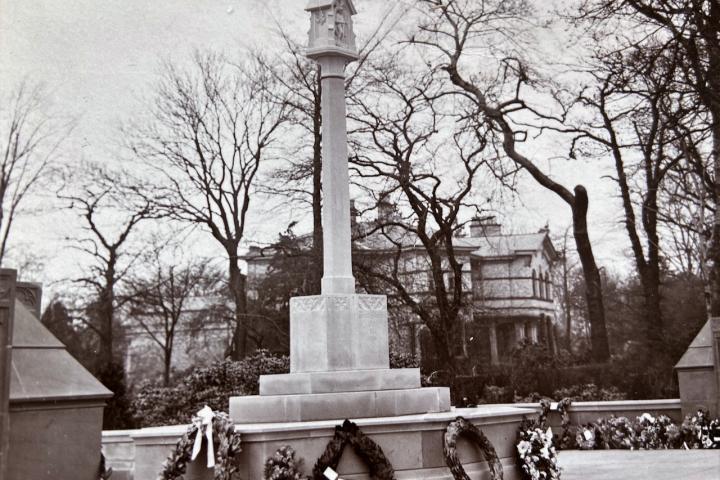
132,350,289,427
509,341,570,396
552,384,625,402
99,361,136,430
388,350,420,369
264,446,306,480
158,410,242,480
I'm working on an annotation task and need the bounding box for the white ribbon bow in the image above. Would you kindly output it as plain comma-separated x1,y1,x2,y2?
191,405,216,468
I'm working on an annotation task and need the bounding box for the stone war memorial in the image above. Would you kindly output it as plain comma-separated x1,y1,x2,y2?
125,1,533,479
6,1,720,480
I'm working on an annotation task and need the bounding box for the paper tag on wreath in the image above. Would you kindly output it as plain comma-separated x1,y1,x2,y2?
324,467,341,480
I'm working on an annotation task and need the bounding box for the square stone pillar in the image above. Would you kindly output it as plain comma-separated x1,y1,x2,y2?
529,321,539,344
488,321,499,366
514,322,526,345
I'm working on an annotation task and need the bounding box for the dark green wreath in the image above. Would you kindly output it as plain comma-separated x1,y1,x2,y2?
556,398,574,449
158,411,242,480
311,419,395,480
444,416,503,480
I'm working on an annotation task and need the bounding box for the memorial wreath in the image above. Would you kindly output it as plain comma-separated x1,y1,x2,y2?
444,416,504,480
158,408,242,480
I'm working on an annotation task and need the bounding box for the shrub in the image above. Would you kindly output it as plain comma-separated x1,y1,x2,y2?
552,383,626,402
99,362,137,430
389,351,420,369
132,349,289,427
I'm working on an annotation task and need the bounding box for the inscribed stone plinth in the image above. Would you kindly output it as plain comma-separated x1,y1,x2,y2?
290,294,389,372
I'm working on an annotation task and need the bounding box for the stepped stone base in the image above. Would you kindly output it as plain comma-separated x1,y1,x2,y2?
259,368,421,395
230,387,450,423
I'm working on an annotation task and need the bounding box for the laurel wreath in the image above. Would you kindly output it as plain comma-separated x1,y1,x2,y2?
555,398,574,449
158,412,242,480
311,419,395,480
444,416,504,480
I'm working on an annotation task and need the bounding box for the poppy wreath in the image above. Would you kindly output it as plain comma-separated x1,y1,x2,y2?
537,399,552,428
444,416,503,480
311,419,395,480
556,398,574,449
158,412,242,480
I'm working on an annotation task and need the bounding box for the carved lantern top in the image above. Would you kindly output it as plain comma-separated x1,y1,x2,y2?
305,0,358,61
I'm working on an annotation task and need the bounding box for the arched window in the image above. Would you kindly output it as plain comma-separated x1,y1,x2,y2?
532,269,537,297
546,276,552,300
539,272,545,299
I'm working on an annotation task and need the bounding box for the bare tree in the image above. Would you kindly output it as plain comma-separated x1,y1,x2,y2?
58,163,157,368
126,246,224,386
132,52,290,359
410,0,611,362
582,0,720,316
350,55,502,377
0,82,67,265
568,41,688,349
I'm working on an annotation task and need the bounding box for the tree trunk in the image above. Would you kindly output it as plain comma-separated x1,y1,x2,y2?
572,185,610,362
708,121,720,316
228,255,248,360
163,348,171,387
311,68,323,295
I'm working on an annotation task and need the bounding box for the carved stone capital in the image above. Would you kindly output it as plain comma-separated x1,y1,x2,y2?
17,282,42,319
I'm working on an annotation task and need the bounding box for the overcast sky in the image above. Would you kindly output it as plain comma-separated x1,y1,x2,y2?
0,0,632,300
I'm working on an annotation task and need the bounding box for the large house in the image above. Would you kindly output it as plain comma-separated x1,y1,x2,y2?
244,213,559,368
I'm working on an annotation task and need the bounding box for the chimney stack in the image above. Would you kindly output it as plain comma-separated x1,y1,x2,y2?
378,199,397,223
350,199,358,229
470,217,502,237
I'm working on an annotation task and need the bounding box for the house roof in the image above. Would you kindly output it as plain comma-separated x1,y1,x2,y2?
470,232,555,259
10,299,112,403
353,227,556,261
675,319,714,369
242,220,557,263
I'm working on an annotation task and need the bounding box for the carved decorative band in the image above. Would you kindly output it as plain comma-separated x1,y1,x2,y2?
292,297,326,313
17,286,38,308
358,296,386,311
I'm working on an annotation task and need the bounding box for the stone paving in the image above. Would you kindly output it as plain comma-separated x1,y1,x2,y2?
560,450,720,480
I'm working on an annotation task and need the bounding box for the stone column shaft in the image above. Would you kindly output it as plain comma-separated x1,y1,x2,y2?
319,56,355,295
515,322,526,345
488,321,499,366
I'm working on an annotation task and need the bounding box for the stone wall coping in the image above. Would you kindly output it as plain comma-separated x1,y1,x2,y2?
114,405,535,444
9,398,108,412
503,398,681,412
102,430,136,441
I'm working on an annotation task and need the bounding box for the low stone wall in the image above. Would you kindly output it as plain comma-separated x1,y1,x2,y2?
102,430,136,480
102,400,681,480
104,406,531,480
504,398,682,429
